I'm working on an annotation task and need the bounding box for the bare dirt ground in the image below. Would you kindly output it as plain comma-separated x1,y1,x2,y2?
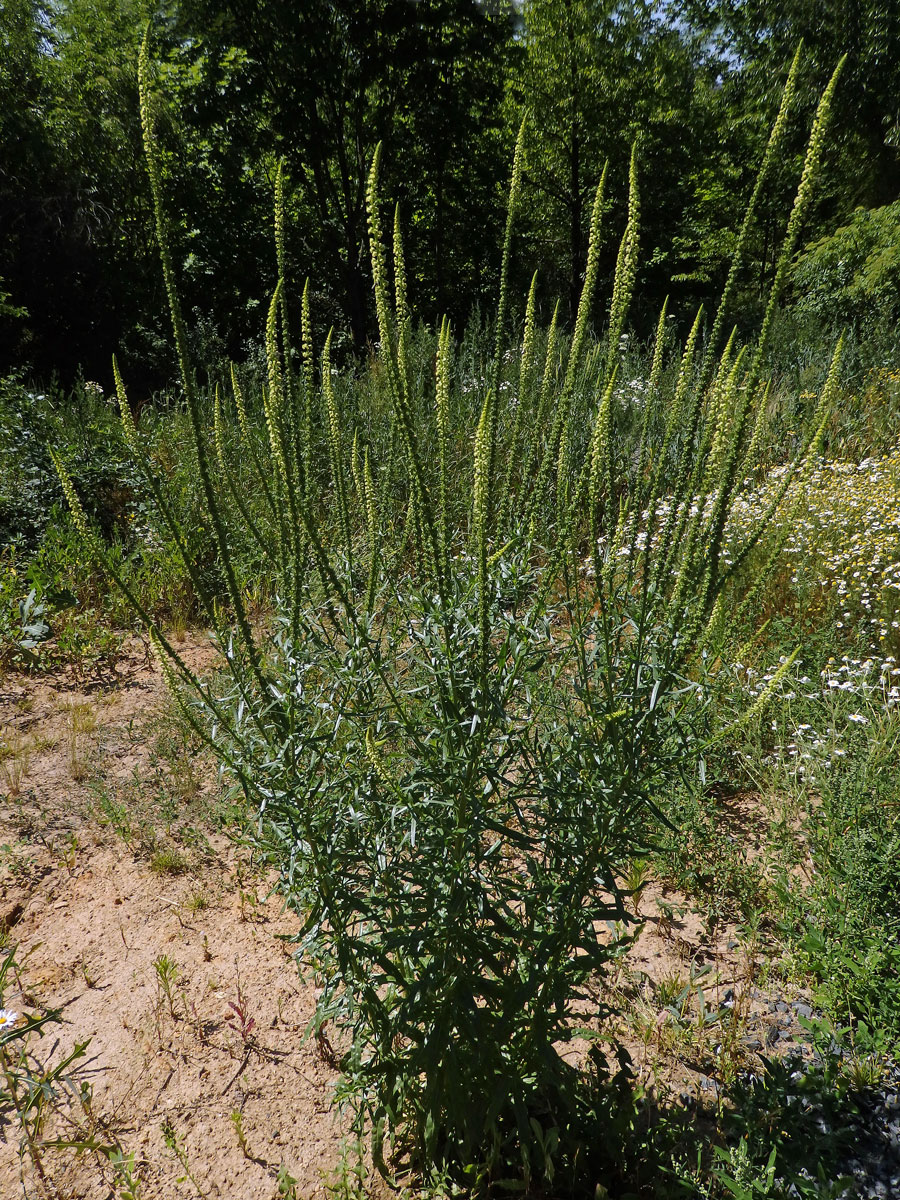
0,635,815,1198
0,635,343,1199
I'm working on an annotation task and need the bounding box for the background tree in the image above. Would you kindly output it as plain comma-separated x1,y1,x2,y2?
513,0,724,331
174,0,514,351
2,0,897,385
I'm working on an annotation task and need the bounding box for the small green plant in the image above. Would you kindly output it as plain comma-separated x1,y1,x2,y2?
59,831,79,876
161,1118,205,1197
185,887,209,913
65,700,97,781
150,845,189,876
0,944,99,1192
276,1162,300,1199
712,1139,778,1199
153,953,181,1022
0,580,51,671
223,972,256,1050
0,730,30,798
108,1147,143,1200
230,1109,262,1163
655,969,689,1011
89,781,138,848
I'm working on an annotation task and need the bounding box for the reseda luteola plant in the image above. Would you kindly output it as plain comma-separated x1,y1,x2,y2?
53,29,846,1194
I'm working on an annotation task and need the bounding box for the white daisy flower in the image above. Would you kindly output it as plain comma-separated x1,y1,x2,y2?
0,1009,21,1030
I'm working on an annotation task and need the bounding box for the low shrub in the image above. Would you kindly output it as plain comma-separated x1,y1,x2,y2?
54,33,848,1194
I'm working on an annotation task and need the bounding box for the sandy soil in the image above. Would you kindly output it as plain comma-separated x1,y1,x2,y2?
1,636,342,1199
0,635,814,1198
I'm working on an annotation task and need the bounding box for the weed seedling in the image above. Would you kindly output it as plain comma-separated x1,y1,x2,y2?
89,781,137,849
0,731,30,798
153,953,181,1022
223,970,256,1050
149,846,188,876
161,1118,205,1197
0,943,97,1192
229,1109,258,1161
185,887,209,914
60,831,79,876
276,1162,300,1198
108,1147,143,1199
66,701,97,781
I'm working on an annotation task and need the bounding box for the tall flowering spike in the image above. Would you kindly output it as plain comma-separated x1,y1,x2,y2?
607,144,640,367
363,447,378,539
526,163,608,537
519,271,538,399
587,366,619,524
351,429,364,507
722,334,845,599
301,278,315,400
213,384,227,472
266,281,284,407
525,304,566,534
666,306,704,444
486,114,527,517
744,379,773,470
555,418,570,530
537,301,560,414
436,314,452,561
365,145,440,590
299,278,315,479
498,273,539,530
275,160,287,279
645,306,704,593
113,355,138,456
492,114,527,372
704,328,738,448
473,392,492,673
634,298,669,483
365,730,404,803
519,301,559,526
565,163,608,394
711,649,801,745
393,203,410,334
703,42,804,379
230,364,251,444
264,283,290,487
752,53,847,370
393,204,411,401
323,328,352,558
706,333,844,616
705,345,748,496
647,297,668,395
822,333,845,400
49,450,91,540
366,144,396,363
363,446,379,617
625,299,671,581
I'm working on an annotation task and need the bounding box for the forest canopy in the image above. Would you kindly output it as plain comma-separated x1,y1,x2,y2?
1,0,898,387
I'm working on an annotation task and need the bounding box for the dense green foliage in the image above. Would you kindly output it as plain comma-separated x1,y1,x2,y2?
4,3,900,1197
2,0,898,385
35,37,878,1195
